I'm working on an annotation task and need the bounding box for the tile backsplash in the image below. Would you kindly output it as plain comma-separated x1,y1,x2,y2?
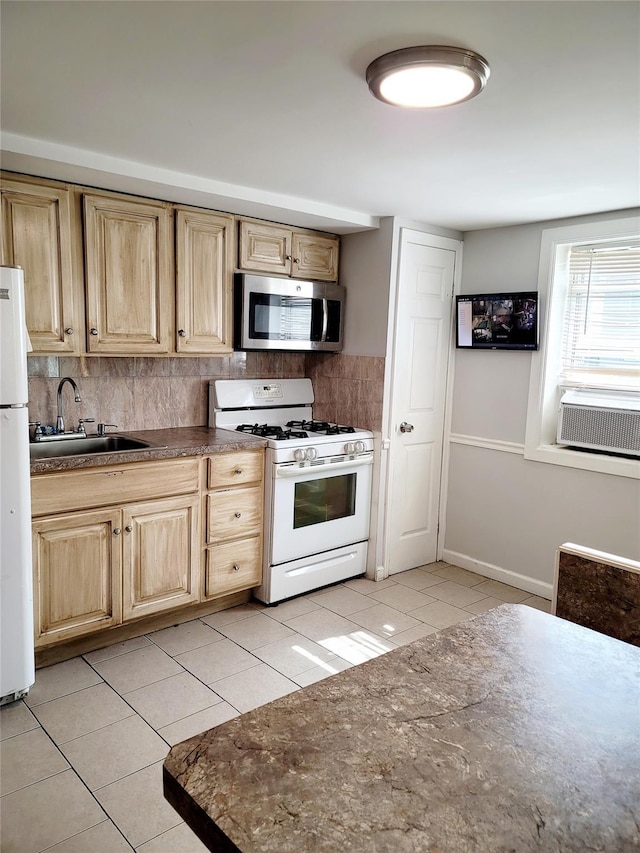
305,353,385,431
27,352,385,433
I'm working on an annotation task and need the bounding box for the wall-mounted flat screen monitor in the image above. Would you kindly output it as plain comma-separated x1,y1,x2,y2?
456,292,539,350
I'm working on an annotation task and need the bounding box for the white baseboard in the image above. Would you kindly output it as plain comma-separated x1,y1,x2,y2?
442,549,553,600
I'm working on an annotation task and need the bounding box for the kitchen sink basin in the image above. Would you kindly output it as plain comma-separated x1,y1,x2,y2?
29,435,164,460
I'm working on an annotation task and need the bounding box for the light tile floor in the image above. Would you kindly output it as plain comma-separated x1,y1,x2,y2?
0,562,550,852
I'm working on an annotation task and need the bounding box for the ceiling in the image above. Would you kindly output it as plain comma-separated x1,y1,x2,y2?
1,1,638,234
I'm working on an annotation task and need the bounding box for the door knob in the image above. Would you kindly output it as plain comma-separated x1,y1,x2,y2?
399,422,414,433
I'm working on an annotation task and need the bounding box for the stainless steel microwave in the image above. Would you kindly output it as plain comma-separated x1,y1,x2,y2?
234,273,345,352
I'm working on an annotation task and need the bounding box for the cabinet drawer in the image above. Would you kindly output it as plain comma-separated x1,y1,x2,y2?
207,486,262,543
206,536,261,597
208,450,263,488
32,458,200,516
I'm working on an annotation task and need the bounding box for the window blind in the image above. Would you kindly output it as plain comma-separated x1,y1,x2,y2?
560,241,640,388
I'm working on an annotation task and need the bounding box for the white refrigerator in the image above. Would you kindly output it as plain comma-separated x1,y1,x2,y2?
0,265,35,704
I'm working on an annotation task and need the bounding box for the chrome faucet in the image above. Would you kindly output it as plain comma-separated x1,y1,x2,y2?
56,377,82,434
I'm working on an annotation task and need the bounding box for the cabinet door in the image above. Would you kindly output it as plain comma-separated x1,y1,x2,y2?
205,536,262,598
175,207,234,354
292,232,339,281
32,509,121,646
1,177,81,353
84,193,173,353
122,494,199,621
238,220,291,276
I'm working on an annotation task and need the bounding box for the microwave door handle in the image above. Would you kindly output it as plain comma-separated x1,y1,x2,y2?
320,298,328,342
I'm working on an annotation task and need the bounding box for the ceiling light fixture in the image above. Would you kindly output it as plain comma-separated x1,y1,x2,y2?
366,45,490,108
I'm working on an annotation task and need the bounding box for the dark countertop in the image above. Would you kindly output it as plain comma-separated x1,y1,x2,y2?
164,604,640,853
29,426,267,474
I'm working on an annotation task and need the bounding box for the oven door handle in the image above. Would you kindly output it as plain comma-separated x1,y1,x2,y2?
275,455,374,478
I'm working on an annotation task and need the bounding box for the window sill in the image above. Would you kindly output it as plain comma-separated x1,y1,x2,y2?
523,442,640,479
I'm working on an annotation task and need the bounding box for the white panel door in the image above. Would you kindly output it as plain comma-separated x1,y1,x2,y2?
387,232,456,573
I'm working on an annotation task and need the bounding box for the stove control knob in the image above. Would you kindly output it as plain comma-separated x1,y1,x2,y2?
355,440,366,454
305,447,318,461
345,441,355,454
294,448,306,462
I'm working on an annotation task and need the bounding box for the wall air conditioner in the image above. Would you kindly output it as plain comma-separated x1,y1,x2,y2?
557,389,640,458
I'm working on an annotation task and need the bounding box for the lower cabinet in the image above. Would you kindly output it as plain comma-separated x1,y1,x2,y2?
32,508,122,644
31,451,264,651
204,449,264,599
32,493,200,646
122,494,200,620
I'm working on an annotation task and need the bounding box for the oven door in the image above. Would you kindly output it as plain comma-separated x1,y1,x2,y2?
270,454,373,565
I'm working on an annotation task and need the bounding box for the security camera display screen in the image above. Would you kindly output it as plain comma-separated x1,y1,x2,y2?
456,292,539,350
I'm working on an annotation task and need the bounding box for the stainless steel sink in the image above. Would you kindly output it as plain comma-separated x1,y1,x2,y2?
29,435,164,460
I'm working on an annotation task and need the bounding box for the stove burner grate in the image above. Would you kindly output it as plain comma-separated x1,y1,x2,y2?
286,419,356,435
236,424,309,440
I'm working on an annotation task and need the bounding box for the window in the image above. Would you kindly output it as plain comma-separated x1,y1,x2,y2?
524,215,640,479
561,242,640,391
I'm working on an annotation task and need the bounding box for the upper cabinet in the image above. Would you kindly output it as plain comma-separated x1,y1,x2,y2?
238,218,339,281
2,172,338,355
84,193,173,354
175,207,235,354
0,174,83,354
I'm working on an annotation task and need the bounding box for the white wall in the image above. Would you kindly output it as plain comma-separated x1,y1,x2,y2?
340,217,462,357
444,209,640,597
339,219,395,357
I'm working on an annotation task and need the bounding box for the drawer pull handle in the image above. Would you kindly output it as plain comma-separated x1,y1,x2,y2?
125,525,132,533
234,512,241,518
113,528,121,536
234,468,243,475
233,564,240,572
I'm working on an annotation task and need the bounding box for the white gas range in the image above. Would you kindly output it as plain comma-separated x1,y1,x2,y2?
210,378,374,604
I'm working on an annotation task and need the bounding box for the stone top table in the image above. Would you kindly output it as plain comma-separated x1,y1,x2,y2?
163,604,640,852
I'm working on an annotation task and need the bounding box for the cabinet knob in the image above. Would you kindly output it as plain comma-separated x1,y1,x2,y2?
234,468,243,475
64,327,74,335
90,328,99,336
125,525,132,533
233,564,240,572
293,258,301,264
178,329,186,337
285,254,292,261
234,512,241,518
113,528,121,536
